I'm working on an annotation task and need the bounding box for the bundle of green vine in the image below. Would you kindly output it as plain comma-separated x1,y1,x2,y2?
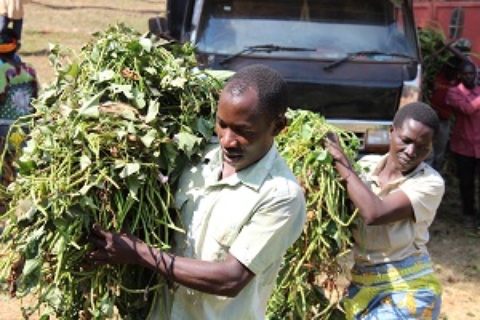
0,24,223,319
268,110,361,320
0,24,361,320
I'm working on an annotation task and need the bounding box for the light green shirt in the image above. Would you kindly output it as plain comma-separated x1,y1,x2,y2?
353,154,445,266
157,142,306,320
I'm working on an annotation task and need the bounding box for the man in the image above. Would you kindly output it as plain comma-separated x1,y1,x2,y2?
427,54,461,171
326,102,444,319
88,64,307,319
446,60,480,230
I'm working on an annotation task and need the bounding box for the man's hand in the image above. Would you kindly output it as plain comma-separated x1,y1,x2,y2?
88,223,147,265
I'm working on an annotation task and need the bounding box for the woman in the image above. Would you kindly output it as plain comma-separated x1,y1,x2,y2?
0,27,37,186
325,102,444,319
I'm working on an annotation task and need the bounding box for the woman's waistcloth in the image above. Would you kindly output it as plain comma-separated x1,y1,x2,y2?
351,253,435,286
344,253,442,319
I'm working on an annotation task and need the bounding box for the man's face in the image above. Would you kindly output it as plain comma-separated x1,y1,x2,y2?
215,87,281,173
388,118,434,173
459,64,477,89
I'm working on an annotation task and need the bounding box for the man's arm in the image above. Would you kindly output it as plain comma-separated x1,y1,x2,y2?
88,224,254,297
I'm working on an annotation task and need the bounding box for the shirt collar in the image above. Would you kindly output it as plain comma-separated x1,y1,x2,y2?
203,143,277,191
370,153,426,189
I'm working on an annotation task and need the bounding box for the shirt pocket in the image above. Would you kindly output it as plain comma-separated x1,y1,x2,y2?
204,227,237,262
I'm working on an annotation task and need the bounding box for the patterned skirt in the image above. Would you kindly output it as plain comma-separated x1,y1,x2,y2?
343,253,442,319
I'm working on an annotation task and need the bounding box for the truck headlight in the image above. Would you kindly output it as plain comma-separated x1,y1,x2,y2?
364,128,390,153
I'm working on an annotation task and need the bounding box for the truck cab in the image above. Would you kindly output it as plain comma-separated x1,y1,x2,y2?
153,0,421,153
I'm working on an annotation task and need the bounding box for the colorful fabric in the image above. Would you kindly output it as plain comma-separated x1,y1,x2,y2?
0,60,36,184
0,61,37,120
344,253,442,319
0,38,16,53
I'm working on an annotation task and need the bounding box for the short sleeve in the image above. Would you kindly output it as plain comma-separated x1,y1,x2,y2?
399,167,445,224
229,180,306,275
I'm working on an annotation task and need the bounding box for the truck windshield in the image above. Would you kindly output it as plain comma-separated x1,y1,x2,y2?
194,0,418,61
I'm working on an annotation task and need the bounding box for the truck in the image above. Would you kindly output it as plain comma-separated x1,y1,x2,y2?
150,0,422,153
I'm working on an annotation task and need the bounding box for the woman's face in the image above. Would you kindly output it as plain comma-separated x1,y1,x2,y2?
388,118,434,173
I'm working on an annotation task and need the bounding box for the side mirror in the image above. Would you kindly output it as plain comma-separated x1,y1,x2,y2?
148,16,168,36
448,7,464,40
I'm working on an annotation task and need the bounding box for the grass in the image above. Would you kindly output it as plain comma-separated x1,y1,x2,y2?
20,0,166,85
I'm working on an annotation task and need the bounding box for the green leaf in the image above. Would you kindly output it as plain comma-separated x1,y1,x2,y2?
301,125,312,140
126,176,140,200
144,66,157,75
97,69,115,82
204,69,235,81
99,294,114,317
145,101,159,123
119,163,140,178
176,132,202,157
111,84,133,99
80,154,92,170
67,62,81,79
139,37,153,52
23,258,41,276
140,129,157,148
44,287,63,311
16,199,36,222
315,149,331,164
52,236,66,255
78,92,103,118
171,76,187,88
25,225,45,243
196,117,214,138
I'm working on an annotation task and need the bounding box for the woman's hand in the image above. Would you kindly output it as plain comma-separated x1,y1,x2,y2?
324,131,346,163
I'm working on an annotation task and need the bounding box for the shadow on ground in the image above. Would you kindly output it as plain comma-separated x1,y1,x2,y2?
31,1,161,15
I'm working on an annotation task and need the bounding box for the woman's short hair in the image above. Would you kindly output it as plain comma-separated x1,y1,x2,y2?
393,102,439,135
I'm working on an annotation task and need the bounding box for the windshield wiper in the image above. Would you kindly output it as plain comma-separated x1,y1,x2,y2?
323,50,416,71
219,44,316,66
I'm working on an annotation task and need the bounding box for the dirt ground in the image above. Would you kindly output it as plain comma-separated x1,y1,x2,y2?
427,162,480,320
1,1,479,319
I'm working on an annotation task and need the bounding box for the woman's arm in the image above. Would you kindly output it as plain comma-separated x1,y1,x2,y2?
325,133,414,225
